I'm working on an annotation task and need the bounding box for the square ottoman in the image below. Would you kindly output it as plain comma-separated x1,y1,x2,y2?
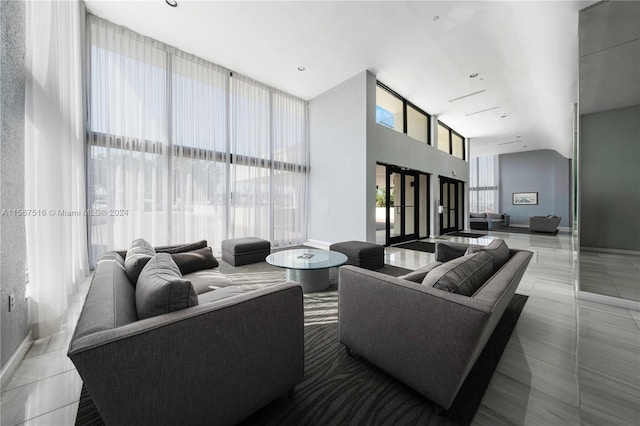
329,241,384,270
221,237,271,267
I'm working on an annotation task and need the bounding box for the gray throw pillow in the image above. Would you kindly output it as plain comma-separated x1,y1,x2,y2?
135,253,198,320
436,243,469,263
124,238,156,284
398,262,443,283
156,240,208,254
422,251,494,296
170,247,219,275
466,239,510,273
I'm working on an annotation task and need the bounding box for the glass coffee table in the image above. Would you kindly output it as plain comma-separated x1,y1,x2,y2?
266,248,348,293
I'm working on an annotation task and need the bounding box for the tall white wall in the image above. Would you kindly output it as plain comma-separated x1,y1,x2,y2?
308,70,470,245
308,72,368,244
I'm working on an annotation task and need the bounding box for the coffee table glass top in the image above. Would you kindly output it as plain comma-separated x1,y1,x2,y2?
266,249,348,270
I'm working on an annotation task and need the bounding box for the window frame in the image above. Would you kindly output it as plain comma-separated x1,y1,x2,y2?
376,81,431,145
437,120,466,161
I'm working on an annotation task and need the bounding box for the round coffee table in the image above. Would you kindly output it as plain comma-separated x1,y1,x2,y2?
266,248,348,293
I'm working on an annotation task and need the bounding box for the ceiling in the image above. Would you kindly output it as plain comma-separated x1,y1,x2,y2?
85,0,600,159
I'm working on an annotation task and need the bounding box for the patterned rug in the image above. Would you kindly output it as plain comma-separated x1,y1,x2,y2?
75,260,527,426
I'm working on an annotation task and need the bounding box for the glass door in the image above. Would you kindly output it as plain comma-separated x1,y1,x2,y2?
388,167,419,244
440,177,462,234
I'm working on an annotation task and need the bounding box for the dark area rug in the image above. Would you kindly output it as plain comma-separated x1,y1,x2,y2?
76,291,528,426
447,231,487,238
392,241,436,253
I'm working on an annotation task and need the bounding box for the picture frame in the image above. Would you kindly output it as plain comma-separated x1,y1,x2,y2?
512,192,538,205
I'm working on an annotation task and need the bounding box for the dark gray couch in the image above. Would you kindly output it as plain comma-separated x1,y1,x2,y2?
469,212,510,230
529,215,561,233
68,246,304,426
338,239,532,410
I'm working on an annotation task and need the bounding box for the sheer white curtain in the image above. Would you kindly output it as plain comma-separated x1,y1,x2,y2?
87,16,170,261
87,15,308,264
230,75,271,240
25,0,89,338
272,92,308,246
469,155,500,213
171,53,229,250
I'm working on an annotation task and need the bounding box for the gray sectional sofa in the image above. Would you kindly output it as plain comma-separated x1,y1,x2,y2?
469,212,510,230
338,239,532,410
68,240,304,426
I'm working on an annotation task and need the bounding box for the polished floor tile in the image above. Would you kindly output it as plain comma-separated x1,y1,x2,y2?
2,230,639,425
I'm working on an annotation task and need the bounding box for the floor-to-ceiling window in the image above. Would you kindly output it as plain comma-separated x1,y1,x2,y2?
86,15,308,265
469,155,499,213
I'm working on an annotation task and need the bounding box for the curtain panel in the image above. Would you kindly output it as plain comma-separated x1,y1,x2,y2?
25,0,89,338
469,155,500,213
87,15,308,266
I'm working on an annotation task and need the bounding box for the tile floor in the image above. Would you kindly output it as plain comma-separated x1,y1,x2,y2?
1,231,639,425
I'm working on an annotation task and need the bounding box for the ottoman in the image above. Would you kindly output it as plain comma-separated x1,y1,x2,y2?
221,237,271,267
329,241,384,270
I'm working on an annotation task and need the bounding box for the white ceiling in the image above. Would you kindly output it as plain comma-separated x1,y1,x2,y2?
85,0,599,159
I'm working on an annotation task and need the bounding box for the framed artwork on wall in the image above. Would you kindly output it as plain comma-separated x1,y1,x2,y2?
512,192,538,205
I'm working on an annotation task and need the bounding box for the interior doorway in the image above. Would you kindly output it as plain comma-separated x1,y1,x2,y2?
376,163,429,246
439,176,464,234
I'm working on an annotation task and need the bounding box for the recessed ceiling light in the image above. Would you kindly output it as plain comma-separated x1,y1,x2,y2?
433,15,440,22
500,113,508,118
469,73,479,78
297,66,306,72
166,0,177,7
523,145,528,148
516,135,522,138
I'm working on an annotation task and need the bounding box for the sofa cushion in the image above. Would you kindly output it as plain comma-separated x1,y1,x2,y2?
156,240,208,254
170,247,219,275
124,238,156,284
135,253,198,320
467,239,510,273
422,251,494,296
436,243,469,263
198,286,245,304
486,213,503,220
470,213,487,219
397,262,443,283
183,269,234,294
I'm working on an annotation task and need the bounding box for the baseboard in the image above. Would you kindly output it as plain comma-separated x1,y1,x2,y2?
580,246,640,256
577,290,640,311
0,331,32,390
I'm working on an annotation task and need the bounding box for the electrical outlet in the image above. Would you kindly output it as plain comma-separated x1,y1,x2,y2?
9,294,16,312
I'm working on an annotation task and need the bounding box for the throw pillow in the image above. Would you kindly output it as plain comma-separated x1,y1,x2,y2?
155,240,208,254
397,262,443,283
436,243,469,263
422,251,494,296
466,239,510,273
170,247,219,275
124,238,156,284
135,253,198,320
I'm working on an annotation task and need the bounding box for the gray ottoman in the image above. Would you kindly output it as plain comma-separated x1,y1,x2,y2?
221,237,271,267
329,241,384,270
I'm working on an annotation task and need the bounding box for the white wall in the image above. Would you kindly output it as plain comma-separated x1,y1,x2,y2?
308,70,470,245
308,72,368,244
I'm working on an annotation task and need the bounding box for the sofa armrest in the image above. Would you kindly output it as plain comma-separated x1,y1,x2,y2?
338,266,492,409
68,281,304,426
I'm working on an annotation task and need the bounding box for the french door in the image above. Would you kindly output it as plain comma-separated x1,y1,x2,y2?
387,167,419,245
439,177,463,234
